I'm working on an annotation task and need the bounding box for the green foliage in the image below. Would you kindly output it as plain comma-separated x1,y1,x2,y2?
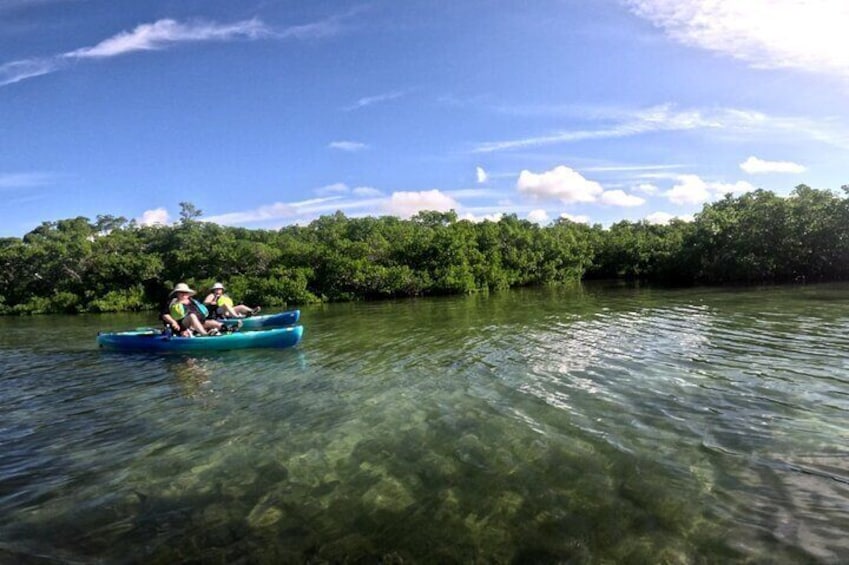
4,187,849,315
87,285,150,313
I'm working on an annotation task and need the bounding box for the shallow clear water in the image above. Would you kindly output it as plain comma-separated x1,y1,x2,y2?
1,283,848,563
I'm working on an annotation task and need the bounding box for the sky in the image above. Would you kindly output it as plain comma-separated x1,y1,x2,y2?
2,0,848,236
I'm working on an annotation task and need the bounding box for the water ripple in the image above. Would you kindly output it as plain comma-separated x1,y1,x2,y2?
2,286,849,562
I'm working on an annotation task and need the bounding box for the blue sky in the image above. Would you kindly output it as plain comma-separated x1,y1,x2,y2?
2,0,848,236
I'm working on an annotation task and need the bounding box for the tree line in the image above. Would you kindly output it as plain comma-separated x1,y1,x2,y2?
2,185,848,315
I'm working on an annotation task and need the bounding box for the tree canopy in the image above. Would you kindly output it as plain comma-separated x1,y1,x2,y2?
3,185,848,315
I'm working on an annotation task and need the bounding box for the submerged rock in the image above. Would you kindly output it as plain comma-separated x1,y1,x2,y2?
361,476,415,513
246,493,285,529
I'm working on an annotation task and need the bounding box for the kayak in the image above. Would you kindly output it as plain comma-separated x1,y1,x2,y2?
97,325,303,352
219,309,300,331
114,308,301,336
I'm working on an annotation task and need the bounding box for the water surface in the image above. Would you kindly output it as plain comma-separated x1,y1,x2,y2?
1,283,848,563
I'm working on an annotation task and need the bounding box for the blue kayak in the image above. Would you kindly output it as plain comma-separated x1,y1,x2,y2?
219,309,300,331
97,325,303,352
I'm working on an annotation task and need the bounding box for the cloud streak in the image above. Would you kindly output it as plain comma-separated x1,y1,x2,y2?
204,196,349,225
65,18,269,59
329,141,368,152
472,104,849,153
0,172,56,188
344,90,406,111
1,15,340,86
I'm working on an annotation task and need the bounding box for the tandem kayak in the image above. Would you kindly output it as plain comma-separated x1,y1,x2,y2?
219,309,300,331
97,325,303,352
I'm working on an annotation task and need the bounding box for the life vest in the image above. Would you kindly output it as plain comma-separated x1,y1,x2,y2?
216,294,234,308
170,297,209,321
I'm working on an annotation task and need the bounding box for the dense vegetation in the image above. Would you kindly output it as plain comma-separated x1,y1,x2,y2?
2,185,848,315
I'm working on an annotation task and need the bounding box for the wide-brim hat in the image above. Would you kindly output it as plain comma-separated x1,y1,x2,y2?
212,282,225,290
169,282,196,297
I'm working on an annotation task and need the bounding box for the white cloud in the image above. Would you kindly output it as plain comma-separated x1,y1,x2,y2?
626,0,849,79
665,176,712,205
517,165,603,204
645,212,694,225
559,212,591,224
138,208,170,226
635,183,659,195
600,190,646,207
739,155,806,174
383,189,458,218
665,174,756,205
476,166,488,183
527,209,550,224
645,212,674,225
329,141,368,152
462,212,504,223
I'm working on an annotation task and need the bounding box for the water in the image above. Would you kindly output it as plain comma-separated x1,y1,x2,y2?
1,283,848,563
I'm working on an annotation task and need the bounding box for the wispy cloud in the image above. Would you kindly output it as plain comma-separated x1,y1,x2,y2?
2,17,278,86
353,186,381,197
278,5,367,40
204,196,348,225
0,171,56,188
473,104,720,153
472,104,849,153
0,58,60,85
583,163,687,172
329,140,369,152
446,188,496,199
315,182,351,196
314,183,382,197
344,90,406,111
66,18,269,59
626,0,849,80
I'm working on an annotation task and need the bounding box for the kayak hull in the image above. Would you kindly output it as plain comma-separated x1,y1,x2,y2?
97,325,303,352
220,309,300,331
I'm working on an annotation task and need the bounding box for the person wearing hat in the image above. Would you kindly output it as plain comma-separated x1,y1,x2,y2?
167,282,223,336
202,282,261,319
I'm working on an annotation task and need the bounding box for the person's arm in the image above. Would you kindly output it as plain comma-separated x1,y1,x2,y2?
161,313,181,332
202,293,216,307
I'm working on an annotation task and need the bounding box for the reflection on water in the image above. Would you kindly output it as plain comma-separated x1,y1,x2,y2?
1,283,848,562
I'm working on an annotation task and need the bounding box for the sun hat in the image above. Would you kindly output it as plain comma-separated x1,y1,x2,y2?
212,282,225,290
169,282,196,297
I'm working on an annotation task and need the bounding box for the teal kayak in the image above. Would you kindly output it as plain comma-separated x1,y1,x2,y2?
219,309,300,331
97,325,303,352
